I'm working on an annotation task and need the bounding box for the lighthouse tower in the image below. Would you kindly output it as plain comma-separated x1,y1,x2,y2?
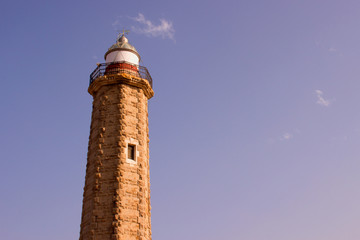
79,34,154,240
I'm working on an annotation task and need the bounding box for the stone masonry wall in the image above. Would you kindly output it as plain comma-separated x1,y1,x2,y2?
79,82,151,240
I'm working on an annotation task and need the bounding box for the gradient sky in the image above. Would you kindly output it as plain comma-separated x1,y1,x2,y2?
1,0,360,239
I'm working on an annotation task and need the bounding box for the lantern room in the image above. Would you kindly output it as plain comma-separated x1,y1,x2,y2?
89,34,153,88
104,34,140,65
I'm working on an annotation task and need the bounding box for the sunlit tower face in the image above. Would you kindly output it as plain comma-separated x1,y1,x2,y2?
79,34,154,240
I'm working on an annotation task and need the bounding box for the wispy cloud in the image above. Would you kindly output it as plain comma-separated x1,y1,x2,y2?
131,13,175,41
315,41,343,56
112,16,129,33
112,19,121,29
280,132,293,141
267,129,300,144
315,90,331,107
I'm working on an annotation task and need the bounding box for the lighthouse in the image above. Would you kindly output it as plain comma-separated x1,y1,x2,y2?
79,33,154,240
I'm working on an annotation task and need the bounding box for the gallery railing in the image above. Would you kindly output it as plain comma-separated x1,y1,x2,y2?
89,61,153,87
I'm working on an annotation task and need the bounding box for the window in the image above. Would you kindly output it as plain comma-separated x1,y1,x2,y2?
125,139,138,165
128,144,135,160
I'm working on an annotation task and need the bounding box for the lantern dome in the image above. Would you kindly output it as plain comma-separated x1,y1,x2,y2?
104,34,140,65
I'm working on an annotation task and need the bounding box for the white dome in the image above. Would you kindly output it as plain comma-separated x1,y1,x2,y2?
104,35,140,65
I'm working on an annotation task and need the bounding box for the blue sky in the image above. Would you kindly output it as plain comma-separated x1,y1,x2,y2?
1,0,360,239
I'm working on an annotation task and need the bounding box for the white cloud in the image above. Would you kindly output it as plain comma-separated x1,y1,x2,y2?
281,133,293,141
328,47,337,52
112,19,120,29
268,129,300,144
131,13,175,41
315,90,331,107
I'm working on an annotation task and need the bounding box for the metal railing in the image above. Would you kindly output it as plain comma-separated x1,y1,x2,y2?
89,61,153,87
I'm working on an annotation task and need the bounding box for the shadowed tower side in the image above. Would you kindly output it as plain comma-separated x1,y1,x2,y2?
79,34,154,240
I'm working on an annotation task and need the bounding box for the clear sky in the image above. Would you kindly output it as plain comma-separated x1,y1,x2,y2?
1,0,360,239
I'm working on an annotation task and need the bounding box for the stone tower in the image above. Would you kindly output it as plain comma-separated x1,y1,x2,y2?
79,34,154,240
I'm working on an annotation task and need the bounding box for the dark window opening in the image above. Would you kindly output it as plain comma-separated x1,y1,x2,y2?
128,144,135,160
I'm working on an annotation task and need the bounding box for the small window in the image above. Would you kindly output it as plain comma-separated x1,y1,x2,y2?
128,144,135,160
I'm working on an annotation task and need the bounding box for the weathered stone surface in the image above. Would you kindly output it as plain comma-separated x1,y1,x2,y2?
79,74,153,240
